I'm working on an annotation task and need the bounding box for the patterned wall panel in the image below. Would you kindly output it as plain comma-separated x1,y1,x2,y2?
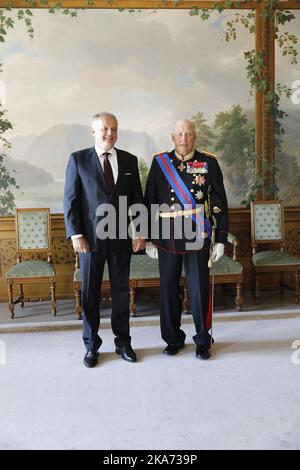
0,237,75,270
52,238,74,264
1,210,300,299
0,240,17,270
285,230,300,256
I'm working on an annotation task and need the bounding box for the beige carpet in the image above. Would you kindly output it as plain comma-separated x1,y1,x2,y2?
0,313,300,450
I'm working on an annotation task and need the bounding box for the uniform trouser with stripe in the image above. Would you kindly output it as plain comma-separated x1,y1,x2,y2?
80,248,131,351
158,249,212,347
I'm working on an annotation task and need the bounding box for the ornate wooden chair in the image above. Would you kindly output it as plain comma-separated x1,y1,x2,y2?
182,233,244,312
74,253,83,320
250,200,300,304
127,254,188,316
73,253,111,320
74,239,244,316
6,208,57,318
211,233,244,311
75,242,244,319
73,253,188,318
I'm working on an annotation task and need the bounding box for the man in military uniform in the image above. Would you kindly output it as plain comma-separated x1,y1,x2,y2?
144,119,228,359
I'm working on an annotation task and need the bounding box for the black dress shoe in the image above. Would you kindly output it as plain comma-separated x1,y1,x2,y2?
196,346,211,360
163,342,185,356
83,350,99,368
115,345,137,363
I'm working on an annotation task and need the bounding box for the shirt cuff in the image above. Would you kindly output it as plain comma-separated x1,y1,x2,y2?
71,234,83,240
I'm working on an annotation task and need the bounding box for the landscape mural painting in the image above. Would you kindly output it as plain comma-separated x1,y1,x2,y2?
3,8,298,212
276,10,300,206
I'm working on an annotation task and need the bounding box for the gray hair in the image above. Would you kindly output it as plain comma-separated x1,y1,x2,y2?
91,112,118,129
172,119,196,135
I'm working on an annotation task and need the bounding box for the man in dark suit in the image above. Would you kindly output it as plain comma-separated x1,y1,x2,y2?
64,112,144,368
144,119,228,360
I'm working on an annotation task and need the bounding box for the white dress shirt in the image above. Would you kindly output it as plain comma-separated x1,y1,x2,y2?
72,145,118,240
95,144,118,183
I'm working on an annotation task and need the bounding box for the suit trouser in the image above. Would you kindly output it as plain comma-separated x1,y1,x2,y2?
158,249,211,347
80,247,131,351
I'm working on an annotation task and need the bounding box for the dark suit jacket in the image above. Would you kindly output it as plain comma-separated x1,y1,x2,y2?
64,146,143,252
144,149,228,254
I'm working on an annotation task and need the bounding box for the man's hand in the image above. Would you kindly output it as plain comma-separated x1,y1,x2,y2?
132,237,146,252
72,236,90,254
208,242,224,267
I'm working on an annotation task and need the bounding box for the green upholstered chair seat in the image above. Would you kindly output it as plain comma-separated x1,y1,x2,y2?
75,256,159,283
74,268,81,282
131,254,243,277
252,251,300,267
130,255,159,279
74,264,110,283
227,233,236,244
6,260,55,278
74,255,159,282
211,255,243,275
74,254,243,283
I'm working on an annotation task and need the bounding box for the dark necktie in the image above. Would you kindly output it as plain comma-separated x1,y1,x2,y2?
102,152,115,193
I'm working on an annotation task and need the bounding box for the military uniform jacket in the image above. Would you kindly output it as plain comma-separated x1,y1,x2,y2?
144,149,228,254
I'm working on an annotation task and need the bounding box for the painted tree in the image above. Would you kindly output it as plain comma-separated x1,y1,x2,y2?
214,105,253,197
138,158,149,192
191,112,216,151
0,4,77,214
0,103,18,215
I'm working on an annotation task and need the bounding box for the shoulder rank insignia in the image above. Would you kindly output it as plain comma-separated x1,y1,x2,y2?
153,150,170,157
201,149,217,159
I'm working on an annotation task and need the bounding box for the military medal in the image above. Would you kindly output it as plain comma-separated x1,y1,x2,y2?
195,190,204,200
178,162,185,172
187,161,208,174
194,174,206,186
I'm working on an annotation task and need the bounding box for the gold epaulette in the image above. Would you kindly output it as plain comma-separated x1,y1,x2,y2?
201,149,217,159
153,150,170,157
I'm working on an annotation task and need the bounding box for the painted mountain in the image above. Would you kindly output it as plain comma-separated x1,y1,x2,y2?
10,124,157,180
5,154,54,187
8,124,157,212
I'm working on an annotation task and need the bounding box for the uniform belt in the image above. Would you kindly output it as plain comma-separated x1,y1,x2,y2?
159,207,203,218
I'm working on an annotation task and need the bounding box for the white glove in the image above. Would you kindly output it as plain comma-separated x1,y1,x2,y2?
208,243,224,267
145,242,158,259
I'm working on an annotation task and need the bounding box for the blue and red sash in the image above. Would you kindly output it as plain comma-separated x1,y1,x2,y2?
156,153,205,237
